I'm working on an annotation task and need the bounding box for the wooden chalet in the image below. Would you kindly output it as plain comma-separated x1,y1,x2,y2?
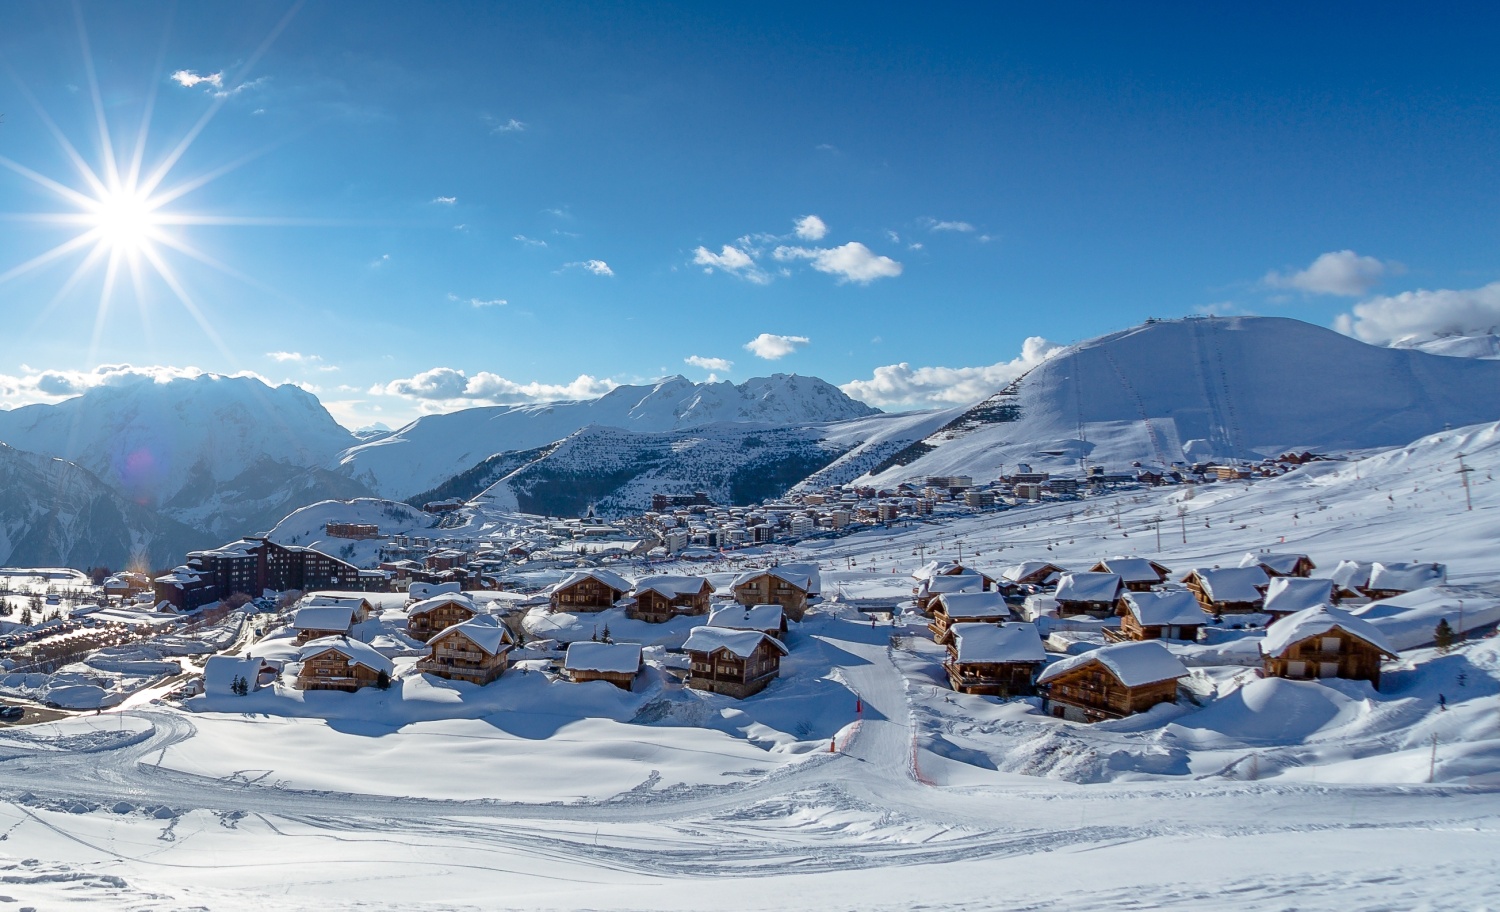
1180,566,1269,615
1088,557,1172,592
730,564,819,621
1037,641,1188,723
1052,571,1123,618
707,603,788,639
548,569,632,613
1238,552,1316,579
414,615,513,685
912,560,999,590
296,636,394,692
628,575,713,622
405,593,479,642
928,591,1012,643
1260,605,1398,689
564,641,643,690
1262,577,1336,624
290,604,357,645
1362,562,1446,600
683,627,789,698
999,560,1066,588
1111,589,1206,642
915,572,988,614
944,622,1047,696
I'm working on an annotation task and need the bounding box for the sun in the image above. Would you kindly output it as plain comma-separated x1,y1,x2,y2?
88,185,161,255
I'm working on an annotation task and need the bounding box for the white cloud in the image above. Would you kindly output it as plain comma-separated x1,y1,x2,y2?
1264,250,1395,297
170,70,223,89
490,118,527,133
692,244,769,284
744,333,810,360
1334,281,1500,345
565,259,614,277
774,242,902,284
919,217,975,233
378,367,616,406
685,355,733,372
432,196,457,205
794,215,828,241
841,336,1064,409
266,351,321,363
513,234,547,248
0,364,277,409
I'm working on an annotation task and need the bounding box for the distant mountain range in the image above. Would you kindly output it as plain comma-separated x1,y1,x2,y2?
3,318,1500,567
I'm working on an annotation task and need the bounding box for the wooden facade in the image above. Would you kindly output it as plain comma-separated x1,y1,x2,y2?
1181,568,1268,615
628,580,713,622
1041,663,1180,723
406,597,477,641
1113,609,1204,642
550,576,628,612
1262,629,1392,688
732,573,812,622
927,594,1012,643
944,656,1040,696
686,637,785,698
414,627,510,685
297,647,384,692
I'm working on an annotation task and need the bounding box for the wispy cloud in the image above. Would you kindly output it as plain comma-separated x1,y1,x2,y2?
693,244,770,284
841,336,1063,409
513,235,547,248
565,259,614,277
267,351,321,363
918,217,975,233
377,367,615,407
447,293,507,308
489,117,527,134
171,70,223,89
1264,250,1398,297
431,196,457,205
685,355,733,372
744,333,810,360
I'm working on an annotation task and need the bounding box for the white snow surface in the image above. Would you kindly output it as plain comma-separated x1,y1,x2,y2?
1036,639,1189,687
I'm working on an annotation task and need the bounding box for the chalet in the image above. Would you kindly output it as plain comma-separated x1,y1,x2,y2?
1260,606,1398,689
1053,572,1123,618
1329,560,1375,601
414,615,513,685
683,627,789,698
1363,562,1446,600
296,636,394,692
928,591,1013,643
1089,557,1171,592
406,593,479,642
1038,641,1188,723
944,622,1047,696
1262,577,1336,623
1111,590,1205,642
999,560,1066,588
290,604,357,645
1180,566,1270,615
564,641,644,690
911,560,998,590
303,594,377,622
203,655,275,694
915,572,987,614
730,564,820,621
707,603,788,639
628,575,713,622
1238,552,1316,578
547,569,632,613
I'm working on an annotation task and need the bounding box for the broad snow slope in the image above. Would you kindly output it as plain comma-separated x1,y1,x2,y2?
0,443,205,568
0,374,364,537
338,374,880,499
470,409,954,516
863,315,1500,485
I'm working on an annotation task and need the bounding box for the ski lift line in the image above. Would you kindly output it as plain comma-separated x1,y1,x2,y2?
1208,319,1246,462
1098,345,1170,471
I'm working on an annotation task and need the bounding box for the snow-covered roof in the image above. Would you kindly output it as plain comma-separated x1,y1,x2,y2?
1263,577,1335,615
1037,640,1188,688
1260,605,1398,659
634,575,711,598
430,614,513,656
922,575,986,597
1120,590,1206,626
911,560,992,583
1238,552,1313,575
1367,561,1446,592
549,568,633,595
933,591,1011,620
1054,572,1122,603
564,641,642,675
298,636,395,674
950,622,1047,664
291,605,355,632
731,563,820,593
683,626,789,659
407,593,477,617
707,603,785,631
1330,560,1375,591
203,655,266,693
1092,557,1169,584
1000,560,1064,584
1189,566,1269,603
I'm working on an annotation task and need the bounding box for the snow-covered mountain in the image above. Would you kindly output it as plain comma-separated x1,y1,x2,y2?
339,374,881,499
0,374,368,539
863,315,1500,485
1391,332,1500,359
0,443,204,569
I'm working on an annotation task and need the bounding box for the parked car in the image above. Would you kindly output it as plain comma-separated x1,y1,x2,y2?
0,705,25,721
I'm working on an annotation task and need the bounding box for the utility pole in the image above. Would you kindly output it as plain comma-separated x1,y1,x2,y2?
1429,733,1438,783
1457,453,1474,511
1151,515,1162,551
1177,506,1188,544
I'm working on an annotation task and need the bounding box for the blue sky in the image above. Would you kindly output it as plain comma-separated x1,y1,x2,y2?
1,2,1498,428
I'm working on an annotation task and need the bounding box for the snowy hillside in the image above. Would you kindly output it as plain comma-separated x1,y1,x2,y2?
864,315,1500,485
1393,331,1500,359
0,374,362,530
266,498,439,566
339,374,880,499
